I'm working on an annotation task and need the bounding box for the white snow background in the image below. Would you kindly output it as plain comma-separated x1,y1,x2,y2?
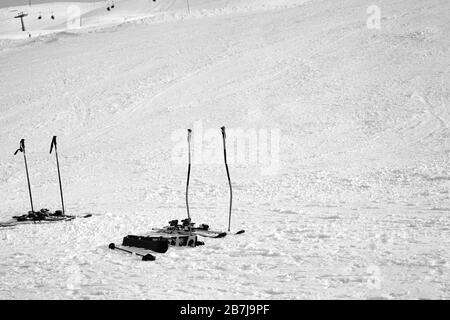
0,0,449,299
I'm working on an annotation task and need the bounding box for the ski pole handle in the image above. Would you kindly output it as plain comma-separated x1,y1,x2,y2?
50,136,57,154
221,126,226,140
14,139,25,155
187,129,192,143
187,129,192,163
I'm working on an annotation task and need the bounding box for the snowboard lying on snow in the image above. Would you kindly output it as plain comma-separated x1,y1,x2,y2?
0,208,92,228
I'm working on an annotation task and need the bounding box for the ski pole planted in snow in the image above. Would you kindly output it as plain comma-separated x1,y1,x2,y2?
14,139,34,213
186,129,192,231
50,136,65,215
221,126,233,232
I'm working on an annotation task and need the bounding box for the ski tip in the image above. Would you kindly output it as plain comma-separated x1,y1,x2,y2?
84,214,93,218
108,243,116,250
236,230,245,235
142,254,156,261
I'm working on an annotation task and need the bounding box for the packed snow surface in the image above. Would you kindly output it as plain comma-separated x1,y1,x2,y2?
0,0,449,299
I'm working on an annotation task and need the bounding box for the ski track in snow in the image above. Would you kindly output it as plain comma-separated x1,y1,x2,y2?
0,0,449,299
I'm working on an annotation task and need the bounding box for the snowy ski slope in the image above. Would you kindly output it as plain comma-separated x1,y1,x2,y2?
0,0,449,299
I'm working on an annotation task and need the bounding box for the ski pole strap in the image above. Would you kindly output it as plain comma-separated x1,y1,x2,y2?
221,126,226,139
14,139,25,155
50,136,57,154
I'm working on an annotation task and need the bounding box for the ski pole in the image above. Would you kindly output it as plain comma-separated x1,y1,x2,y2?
50,136,65,215
221,126,233,232
14,139,34,213
186,0,191,14
108,243,155,261
186,129,192,232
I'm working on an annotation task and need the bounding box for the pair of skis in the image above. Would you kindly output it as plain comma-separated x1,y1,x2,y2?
152,219,243,239
0,212,92,228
